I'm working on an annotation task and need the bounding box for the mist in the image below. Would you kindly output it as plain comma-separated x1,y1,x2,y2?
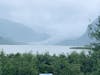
0,0,100,44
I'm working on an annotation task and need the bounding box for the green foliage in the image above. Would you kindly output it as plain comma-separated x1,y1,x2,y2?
88,16,100,41
88,16,100,51
0,50,99,75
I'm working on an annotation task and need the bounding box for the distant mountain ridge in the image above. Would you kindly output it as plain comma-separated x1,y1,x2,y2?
0,18,97,45
56,31,92,46
56,20,98,46
0,19,49,44
0,36,16,44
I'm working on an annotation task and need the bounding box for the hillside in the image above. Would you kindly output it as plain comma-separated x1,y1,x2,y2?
56,31,92,46
0,36,16,44
56,19,98,46
0,19,49,43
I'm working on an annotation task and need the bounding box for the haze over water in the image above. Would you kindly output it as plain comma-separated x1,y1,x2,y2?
0,45,88,55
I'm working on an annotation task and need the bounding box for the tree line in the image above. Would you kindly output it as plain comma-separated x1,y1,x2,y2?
0,49,100,75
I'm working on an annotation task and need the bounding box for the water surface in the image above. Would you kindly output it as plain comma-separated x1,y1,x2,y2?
0,45,88,55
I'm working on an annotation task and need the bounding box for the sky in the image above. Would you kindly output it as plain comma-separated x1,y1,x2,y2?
0,0,100,43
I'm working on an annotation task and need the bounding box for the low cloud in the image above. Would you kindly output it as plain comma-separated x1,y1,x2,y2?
0,0,100,43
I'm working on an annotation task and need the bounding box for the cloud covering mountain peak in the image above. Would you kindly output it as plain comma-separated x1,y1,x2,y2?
0,0,100,43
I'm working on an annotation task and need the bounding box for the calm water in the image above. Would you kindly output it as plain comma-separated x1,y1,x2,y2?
0,45,88,55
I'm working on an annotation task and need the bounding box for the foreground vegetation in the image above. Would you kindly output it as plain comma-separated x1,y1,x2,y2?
0,49,100,75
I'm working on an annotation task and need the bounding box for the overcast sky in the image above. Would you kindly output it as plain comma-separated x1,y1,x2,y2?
0,0,100,43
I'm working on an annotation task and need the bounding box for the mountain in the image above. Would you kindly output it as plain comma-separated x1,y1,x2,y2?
0,19,49,43
56,19,98,46
0,36,16,44
56,31,92,46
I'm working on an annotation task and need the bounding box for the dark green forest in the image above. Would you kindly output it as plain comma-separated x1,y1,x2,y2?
0,49,100,75
0,17,100,75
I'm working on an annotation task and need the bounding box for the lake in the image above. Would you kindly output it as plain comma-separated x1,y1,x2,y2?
0,45,89,55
